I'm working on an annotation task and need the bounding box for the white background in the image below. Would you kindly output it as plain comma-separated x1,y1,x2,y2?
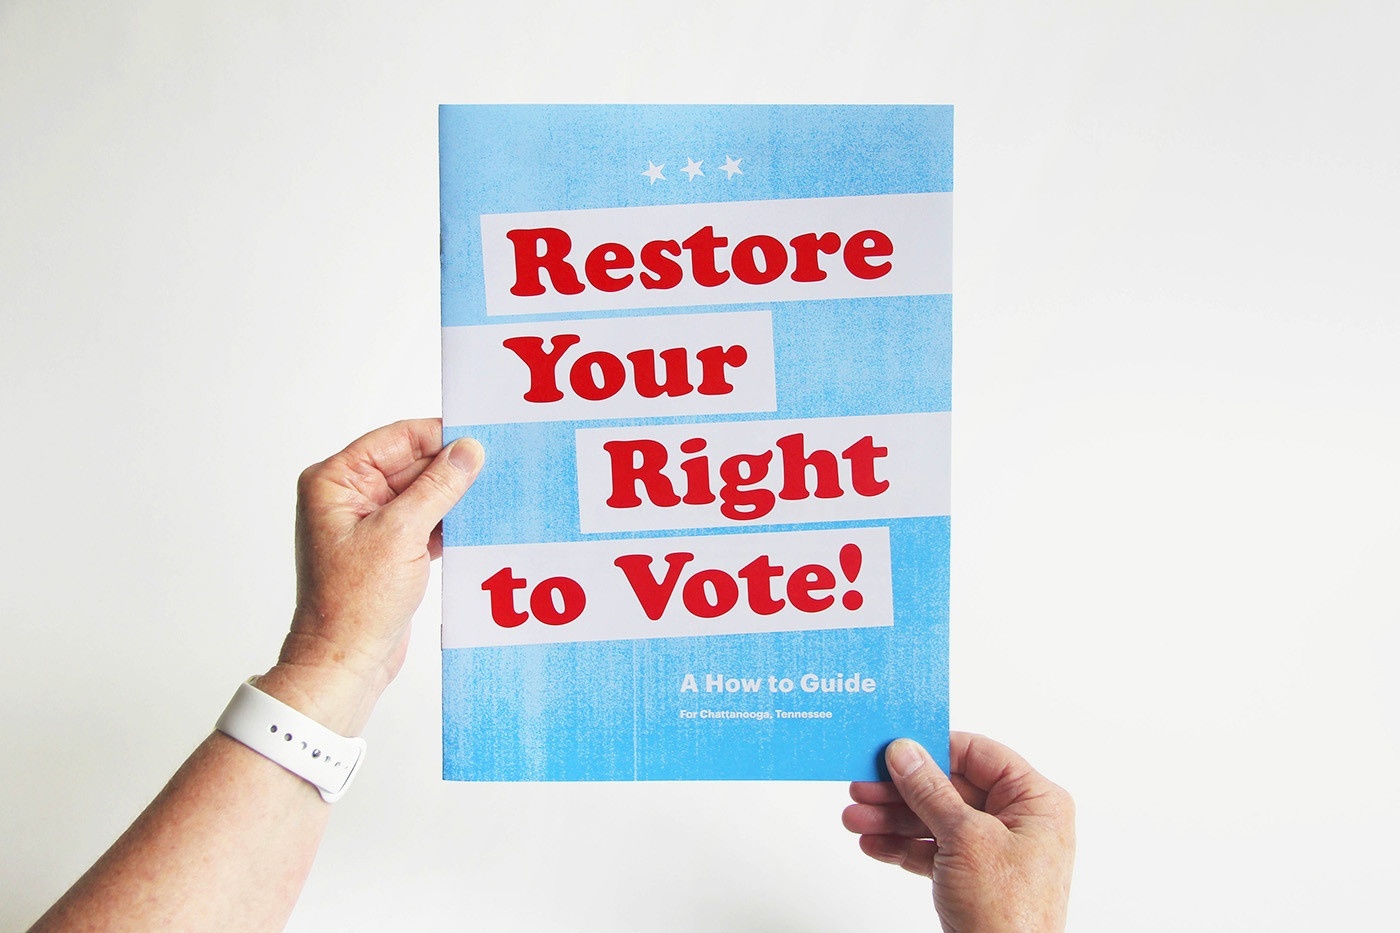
2,2,1396,930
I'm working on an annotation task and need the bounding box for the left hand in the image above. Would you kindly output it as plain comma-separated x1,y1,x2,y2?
261,419,484,733
25,420,486,933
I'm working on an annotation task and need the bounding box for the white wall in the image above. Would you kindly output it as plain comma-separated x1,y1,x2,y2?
2,2,1396,929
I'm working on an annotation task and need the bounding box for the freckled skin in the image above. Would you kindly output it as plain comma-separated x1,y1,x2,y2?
843,734,1075,933
30,420,485,933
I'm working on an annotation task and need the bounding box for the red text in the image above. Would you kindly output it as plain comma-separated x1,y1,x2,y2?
507,225,894,298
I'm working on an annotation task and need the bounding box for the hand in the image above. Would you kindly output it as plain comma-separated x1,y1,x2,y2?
260,419,484,733
27,420,486,933
843,733,1075,933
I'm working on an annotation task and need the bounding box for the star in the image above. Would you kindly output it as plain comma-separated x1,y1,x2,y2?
642,161,666,184
719,155,743,178
681,157,704,180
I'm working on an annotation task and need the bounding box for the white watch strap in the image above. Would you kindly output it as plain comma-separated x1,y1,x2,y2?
215,680,367,803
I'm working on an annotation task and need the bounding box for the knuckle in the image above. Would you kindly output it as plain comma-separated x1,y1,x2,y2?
297,456,346,500
1049,783,1077,838
296,461,325,495
904,779,941,813
904,779,963,827
1036,779,1074,819
415,465,460,502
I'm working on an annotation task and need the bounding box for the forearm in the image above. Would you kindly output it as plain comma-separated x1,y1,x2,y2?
29,422,481,932
30,663,378,933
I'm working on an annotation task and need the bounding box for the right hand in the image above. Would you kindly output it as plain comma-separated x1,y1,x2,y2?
843,732,1075,932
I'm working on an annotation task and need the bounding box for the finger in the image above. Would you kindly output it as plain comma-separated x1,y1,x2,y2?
949,731,1036,794
885,738,972,841
858,835,938,878
842,802,932,839
384,455,435,497
852,777,985,810
849,781,904,805
949,731,1067,821
333,419,445,488
373,438,485,544
951,773,989,811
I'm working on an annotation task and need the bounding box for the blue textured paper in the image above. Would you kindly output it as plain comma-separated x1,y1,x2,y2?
441,105,951,780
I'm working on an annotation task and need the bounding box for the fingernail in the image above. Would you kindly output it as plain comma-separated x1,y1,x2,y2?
448,438,485,475
886,738,926,778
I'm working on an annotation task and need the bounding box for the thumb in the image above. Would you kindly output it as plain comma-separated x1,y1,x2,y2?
885,738,971,841
377,437,485,543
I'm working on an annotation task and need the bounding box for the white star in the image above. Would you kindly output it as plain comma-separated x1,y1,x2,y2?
719,155,743,178
681,157,704,180
642,161,666,184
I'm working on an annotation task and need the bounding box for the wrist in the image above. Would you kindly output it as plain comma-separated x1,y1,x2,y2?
255,657,383,737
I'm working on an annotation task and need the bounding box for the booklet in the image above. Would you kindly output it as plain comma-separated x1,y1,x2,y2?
439,105,951,781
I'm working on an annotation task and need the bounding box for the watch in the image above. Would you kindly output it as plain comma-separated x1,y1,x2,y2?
215,679,367,803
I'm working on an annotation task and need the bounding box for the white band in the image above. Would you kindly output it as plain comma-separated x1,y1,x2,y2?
215,680,367,803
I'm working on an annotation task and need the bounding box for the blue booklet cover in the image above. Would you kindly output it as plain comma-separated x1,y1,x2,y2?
440,105,951,781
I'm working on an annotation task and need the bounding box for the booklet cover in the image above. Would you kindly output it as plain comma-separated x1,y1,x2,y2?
440,105,952,781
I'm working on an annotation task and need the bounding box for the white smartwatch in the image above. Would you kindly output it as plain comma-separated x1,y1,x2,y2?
215,680,367,803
